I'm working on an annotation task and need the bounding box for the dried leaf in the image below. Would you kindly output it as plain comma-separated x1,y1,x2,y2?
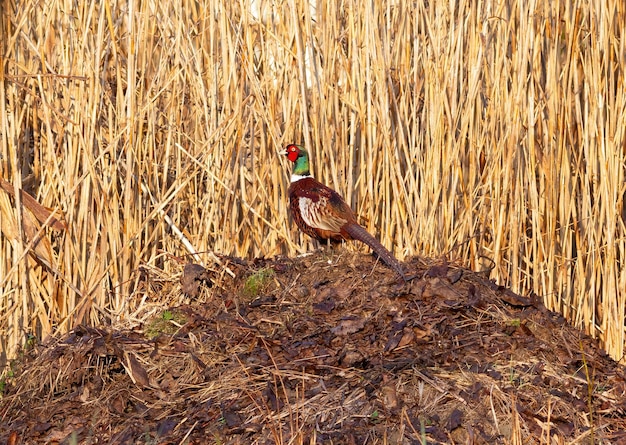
21,208,54,265
0,178,67,231
263,382,283,411
313,297,336,313
384,329,403,351
413,324,432,339
125,352,150,387
331,317,365,336
110,394,126,414
447,408,463,431
0,193,18,240
222,409,243,428
0,183,55,266
397,328,415,348
380,384,400,412
423,278,460,301
341,348,365,367
181,263,213,298
426,262,448,277
497,288,533,307
156,418,178,436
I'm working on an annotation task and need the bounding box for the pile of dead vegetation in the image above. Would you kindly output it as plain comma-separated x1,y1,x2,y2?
1,251,626,444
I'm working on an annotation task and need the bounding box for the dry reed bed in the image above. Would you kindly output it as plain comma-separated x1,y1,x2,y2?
0,0,625,365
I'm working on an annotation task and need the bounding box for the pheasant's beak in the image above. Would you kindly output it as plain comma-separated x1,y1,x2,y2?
278,148,288,156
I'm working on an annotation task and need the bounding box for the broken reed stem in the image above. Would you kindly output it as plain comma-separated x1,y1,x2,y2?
0,0,624,365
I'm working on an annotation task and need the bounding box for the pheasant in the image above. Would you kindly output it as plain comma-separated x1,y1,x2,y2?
280,144,407,281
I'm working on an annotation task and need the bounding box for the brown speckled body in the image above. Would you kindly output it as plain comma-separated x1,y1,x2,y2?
288,177,355,242
287,177,406,281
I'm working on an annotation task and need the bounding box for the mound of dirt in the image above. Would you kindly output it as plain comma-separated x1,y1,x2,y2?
1,251,625,444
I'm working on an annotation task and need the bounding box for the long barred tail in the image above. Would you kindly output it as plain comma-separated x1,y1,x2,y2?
343,223,406,281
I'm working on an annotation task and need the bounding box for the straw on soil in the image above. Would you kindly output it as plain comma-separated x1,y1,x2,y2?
1,252,625,443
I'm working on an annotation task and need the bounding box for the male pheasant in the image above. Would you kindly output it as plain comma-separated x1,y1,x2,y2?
280,144,407,281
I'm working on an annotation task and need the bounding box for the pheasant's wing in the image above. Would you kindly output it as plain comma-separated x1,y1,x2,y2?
297,195,347,232
295,184,356,233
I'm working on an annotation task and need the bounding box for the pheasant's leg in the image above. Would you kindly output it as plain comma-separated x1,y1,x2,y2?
317,238,342,265
318,238,333,263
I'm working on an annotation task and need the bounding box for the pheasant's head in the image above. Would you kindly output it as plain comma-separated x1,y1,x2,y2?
281,144,311,177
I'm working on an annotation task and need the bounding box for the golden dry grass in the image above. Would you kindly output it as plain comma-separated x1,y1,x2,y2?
0,0,625,368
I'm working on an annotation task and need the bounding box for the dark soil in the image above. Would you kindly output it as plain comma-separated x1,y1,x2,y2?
1,251,626,444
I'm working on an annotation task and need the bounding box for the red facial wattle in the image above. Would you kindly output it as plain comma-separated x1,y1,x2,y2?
286,145,300,162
